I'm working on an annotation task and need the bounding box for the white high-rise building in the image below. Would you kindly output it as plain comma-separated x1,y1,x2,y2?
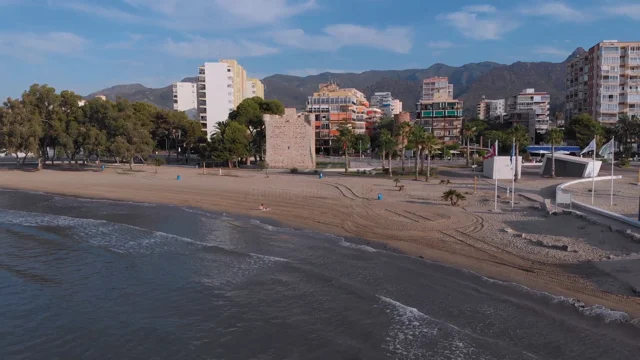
566,40,640,124
197,62,235,136
370,92,402,117
506,88,551,138
172,82,198,120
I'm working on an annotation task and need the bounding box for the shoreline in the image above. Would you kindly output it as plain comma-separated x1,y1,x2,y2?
1,166,640,319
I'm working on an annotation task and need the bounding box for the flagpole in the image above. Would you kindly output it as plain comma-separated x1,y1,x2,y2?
611,136,614,206
511,137,515,209
591,135,596,205
494,140,498,211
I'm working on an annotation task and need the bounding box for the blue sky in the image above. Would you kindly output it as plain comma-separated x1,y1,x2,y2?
1,0,639,99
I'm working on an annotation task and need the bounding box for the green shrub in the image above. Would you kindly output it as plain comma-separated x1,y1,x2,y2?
618,158,630,168
147,157,165,166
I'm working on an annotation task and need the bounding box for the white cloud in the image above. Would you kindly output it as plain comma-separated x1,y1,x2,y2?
462,5,496,13
427,40,456,49
119,0,316,28
533,45,570,57
286,68,356,77
57,2,143,23
105,34,144,49
0,32,87,60
437,8,518,40
164,36,279,59
519,2,590,22
603,4,640,20
270,25,413,54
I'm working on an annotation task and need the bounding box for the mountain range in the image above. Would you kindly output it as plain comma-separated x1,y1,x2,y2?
87,48,586,117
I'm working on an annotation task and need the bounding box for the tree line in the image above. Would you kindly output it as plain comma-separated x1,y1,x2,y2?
0,84,204,169
0,84,288,170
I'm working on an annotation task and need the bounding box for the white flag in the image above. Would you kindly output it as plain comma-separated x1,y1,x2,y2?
599,138,614,158
580,139,596,155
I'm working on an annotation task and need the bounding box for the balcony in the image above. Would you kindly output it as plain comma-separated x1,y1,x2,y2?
198,76,205,82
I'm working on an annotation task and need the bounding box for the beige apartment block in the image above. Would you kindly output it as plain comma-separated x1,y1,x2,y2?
220,59,247,108
566,40,640,124
264,108,316,169
422,77,453,102
416,77,463,144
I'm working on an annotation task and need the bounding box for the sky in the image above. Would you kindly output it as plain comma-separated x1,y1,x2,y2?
0,0,639,99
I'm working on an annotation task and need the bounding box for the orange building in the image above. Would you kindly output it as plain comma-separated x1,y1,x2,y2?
306,82,376,154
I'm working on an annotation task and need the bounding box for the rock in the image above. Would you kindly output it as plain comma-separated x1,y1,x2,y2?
501,227,513,233
418,255,424,259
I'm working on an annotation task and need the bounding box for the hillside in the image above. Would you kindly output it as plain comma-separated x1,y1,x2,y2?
87,49,584,116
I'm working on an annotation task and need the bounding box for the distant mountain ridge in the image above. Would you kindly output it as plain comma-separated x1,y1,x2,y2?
87,48,584,117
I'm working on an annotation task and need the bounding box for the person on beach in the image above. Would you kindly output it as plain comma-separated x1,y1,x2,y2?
259,204,270,211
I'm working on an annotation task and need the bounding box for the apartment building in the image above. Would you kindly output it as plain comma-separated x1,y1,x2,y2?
192,60,266,135
506,88,551,138
220,59,247,108
422,77,453,102
415,77,463,144
306,82,373,153
476,97,506,120
172,82,198,120
565,40,640,124
197,62,235,135
244,78,265,99
370,92,402,117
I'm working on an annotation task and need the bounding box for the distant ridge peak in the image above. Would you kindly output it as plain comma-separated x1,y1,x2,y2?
565,47,586,62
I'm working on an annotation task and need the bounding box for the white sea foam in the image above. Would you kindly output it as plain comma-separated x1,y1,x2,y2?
339,239,377,252
249,219,295,232
378,295,538,360
53,196,157,207
248,253,289,262
472,270,635,324
0,209,212,254
0,188,47,195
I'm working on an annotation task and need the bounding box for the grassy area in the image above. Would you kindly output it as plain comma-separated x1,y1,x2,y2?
316,161,346,169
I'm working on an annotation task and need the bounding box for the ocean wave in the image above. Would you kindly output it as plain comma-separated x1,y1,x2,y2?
0,209,215,254
248,253,289,262
473,271,637,325
248,219,379,253
52,196,157,207
249,219,295,232
377,295,528,360
0,188,47,195
339,239,377,252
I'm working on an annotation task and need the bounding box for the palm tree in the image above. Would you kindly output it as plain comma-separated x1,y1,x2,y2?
441,189,466,206
407,125,427,181
545,128,564,178
423,133,441,182
336,122,355,173
507,125,530,182
395,122,412,174
463,122,479,167
379,129,397,177
614,114,639,155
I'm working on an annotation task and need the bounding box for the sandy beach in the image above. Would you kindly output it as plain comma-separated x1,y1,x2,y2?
1,164,640,318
